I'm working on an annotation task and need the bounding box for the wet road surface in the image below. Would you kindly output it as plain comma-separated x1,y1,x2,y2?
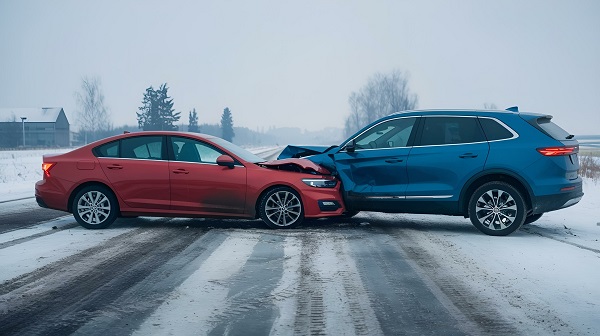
1,199,589,335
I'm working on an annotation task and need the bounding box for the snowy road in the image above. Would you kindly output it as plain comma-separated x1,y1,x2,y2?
1,201,599,335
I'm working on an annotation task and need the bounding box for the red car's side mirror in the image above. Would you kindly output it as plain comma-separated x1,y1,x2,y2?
216,155,235,169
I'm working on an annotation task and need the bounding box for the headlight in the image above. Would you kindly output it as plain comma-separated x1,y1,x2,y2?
302,179,337,188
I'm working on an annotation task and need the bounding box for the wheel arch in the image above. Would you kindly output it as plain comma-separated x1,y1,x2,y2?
459,170,533,216
253,183,302,219
67,181,120,214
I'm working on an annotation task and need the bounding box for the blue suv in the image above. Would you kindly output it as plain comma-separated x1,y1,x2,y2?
279,108,583,236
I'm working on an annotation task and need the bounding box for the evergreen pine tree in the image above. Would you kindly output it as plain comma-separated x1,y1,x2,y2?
220,107,235,142
137,83,181,131
188,108,199,132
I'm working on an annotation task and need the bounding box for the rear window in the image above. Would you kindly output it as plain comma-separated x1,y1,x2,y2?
94,141,119,158
121,136,164,159
479,118,514,141
419,117,485,146
535,117,572,140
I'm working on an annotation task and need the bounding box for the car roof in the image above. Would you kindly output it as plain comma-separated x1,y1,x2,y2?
83,131,218,147
389,109,548,118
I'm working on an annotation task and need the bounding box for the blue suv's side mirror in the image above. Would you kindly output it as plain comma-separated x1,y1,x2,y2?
345,139,356,153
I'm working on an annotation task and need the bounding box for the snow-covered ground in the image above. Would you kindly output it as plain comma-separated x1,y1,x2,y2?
0,148,69,202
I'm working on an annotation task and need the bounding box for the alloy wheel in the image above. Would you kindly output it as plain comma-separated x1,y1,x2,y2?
264,190,302,227
77,190,112,225
474,189,518,230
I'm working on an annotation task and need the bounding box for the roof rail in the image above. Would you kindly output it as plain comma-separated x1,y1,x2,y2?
505,106,519,112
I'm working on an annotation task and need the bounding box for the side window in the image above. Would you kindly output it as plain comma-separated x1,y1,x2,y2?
420,117,485,146
94,141,119,158
353,118,416,150
171,137,224,163
479,118,514,141
121,136,164,160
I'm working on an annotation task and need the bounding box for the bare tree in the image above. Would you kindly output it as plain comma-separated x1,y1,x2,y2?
344,70,418,137
484,103,498,110
74,76,111,143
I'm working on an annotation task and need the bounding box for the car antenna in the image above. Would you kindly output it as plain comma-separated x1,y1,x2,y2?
123,130,130,134
505,106,519,112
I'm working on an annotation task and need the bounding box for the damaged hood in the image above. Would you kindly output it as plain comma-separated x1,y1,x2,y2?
277,145,334,159
260,158,331,175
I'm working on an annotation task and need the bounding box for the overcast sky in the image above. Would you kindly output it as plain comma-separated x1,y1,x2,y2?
1,0,598,134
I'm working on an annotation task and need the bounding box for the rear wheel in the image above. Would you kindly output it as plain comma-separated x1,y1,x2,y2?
259,187,304,229
72,185,119,229
468,182,526,236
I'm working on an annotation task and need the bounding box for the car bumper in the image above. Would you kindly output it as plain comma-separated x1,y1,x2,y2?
35,178,71,212
532,185,584,214
298,186,346,218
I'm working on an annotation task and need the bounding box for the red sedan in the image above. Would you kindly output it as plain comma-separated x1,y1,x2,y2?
35,132,346,229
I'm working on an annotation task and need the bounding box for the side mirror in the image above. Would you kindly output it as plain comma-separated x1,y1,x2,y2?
216,155,235,169
345,139,356,153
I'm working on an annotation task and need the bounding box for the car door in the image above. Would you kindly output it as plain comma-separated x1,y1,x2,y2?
332,117,418,209
168,136,247,214
96,135,171,210
406,116,489,201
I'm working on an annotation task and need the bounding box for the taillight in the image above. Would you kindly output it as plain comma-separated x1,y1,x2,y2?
42,163,55,177
536,146,578,156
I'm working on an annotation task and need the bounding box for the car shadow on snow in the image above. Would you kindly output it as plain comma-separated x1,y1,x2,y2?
317,215,485,235
105,213,501,236
108,216,271,230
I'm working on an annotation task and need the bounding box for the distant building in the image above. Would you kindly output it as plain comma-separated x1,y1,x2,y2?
0,108,70,147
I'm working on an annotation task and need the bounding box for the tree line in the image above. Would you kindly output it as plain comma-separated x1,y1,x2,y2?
75,78,235,143
74,69,420,145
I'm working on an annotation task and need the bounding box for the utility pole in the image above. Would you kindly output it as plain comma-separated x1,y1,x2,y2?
20,117,27,147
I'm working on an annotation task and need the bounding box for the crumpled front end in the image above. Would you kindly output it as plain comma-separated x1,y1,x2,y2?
253,157,346,218
260,158,331,175
277,145,333,159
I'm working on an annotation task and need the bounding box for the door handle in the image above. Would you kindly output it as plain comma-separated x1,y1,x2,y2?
385,159,404,163
107,164,123,170
459,153,478,158
172,169,189,174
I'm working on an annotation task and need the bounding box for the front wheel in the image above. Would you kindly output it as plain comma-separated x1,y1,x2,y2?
468,182,526,236
259,187,304,229
72,185,119,229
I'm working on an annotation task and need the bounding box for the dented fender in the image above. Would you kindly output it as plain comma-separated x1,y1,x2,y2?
260,158,332,175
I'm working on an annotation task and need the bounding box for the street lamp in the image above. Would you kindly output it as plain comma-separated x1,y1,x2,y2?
20,117,27,147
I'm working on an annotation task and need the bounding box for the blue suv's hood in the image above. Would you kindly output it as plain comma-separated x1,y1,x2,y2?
277,145,334,159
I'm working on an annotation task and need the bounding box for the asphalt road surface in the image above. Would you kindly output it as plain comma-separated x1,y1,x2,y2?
2,203,524,336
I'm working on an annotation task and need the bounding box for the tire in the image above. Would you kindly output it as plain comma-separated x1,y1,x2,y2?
468,182,526,236
259,187,304,229
523,213,543,225
72,185,119,229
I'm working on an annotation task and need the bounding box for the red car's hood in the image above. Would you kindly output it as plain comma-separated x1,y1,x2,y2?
260,158,331,175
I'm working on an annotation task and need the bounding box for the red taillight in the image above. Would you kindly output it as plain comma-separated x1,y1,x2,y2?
42,163,55,177
536,146,578,156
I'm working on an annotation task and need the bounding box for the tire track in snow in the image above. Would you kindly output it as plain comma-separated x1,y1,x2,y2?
132,230,260,336
521,226,600,254
378,222,576,336
0,219,206,336
292,230,384,336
